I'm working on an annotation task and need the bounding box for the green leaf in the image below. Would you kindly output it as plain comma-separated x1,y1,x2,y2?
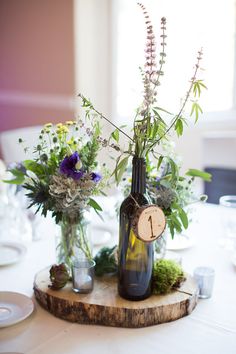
168,214,182,233
157,155,164,170
178,208,189,229
169,224,175,239
193,82,201,97
186,169,212,182
111,129,119,143
88,198,103,211
9,168,25,178
167,157,178,182
190,102,203,123
147,118,152,138
198,80,207,90
3,176,24,185
151,119,159,139
153,107,173,115
193,81,207,98
175,119,183,137
114,155,129,184
23,160,45,176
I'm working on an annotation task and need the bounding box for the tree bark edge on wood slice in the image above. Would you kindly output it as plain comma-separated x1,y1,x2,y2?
33,267,198,328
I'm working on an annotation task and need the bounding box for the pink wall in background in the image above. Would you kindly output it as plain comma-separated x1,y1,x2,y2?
0,0,75,132
1,105,74,130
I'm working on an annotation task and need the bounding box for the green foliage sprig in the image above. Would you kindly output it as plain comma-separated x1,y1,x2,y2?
94,246,118,276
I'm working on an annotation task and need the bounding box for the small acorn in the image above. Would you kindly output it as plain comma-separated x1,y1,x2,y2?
49,263,70,290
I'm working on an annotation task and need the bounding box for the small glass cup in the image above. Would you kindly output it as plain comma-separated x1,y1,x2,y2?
72,259,95,294
219,195,236,250
193,266,215,299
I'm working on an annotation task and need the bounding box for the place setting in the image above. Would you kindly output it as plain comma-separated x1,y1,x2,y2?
0,291,34,328
0,242,27,268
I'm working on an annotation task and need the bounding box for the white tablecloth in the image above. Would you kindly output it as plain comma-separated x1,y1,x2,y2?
0,203,236,354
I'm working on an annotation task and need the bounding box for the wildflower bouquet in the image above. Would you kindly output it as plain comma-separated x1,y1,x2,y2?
79,3,211,239
6,118,110,265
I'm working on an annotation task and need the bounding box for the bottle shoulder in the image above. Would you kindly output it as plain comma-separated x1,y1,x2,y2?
120,193,149,212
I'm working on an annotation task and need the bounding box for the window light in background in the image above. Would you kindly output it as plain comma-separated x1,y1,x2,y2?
112,0,236,123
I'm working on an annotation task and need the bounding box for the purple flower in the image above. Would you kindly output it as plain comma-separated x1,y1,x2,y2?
59,152,84,180
155,176,161,190
90,172,102,183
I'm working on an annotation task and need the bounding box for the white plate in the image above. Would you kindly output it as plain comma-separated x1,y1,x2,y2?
0,242,27,266
166,233,195,250
0,291,34,328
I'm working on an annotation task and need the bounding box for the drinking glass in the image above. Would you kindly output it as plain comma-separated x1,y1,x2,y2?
193,266,215,299
72,259,95,294
219,195,236,250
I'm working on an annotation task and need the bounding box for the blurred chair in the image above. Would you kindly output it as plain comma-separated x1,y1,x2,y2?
204,167,236,204
0,126,41,165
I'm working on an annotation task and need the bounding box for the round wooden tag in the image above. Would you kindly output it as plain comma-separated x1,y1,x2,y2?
132,205,166,242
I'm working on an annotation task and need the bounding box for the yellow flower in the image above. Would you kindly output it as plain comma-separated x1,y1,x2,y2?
65,120,74,126
56,125,69,135
56,123,63,128
61,126,69,133
67,138,74,146
44,123,53,128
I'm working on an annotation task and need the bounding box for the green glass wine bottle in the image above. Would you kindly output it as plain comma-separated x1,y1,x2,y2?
118,157,153,300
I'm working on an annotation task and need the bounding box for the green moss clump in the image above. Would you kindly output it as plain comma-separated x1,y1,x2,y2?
94,246,118,277
152,259,185,295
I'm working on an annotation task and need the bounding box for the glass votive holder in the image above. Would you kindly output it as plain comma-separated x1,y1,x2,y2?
72,259,95,294
193,266,215,299
219,195,236,250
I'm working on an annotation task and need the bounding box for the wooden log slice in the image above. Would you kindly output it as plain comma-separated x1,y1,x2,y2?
34,267,198,328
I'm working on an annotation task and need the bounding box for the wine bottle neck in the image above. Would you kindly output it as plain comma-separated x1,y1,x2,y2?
131,157,146,194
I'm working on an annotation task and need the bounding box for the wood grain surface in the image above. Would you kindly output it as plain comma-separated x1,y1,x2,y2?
34,267,198,328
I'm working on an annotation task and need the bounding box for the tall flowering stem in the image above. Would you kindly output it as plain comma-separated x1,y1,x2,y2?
78,3,207,185
159,48,203,140
147,48,203,153
137,3,167,115
134,5,168,157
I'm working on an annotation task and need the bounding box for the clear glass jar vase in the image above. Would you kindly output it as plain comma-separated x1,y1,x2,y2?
56,212,92,270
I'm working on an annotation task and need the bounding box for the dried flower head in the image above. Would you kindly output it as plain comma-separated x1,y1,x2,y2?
49,263,70,290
